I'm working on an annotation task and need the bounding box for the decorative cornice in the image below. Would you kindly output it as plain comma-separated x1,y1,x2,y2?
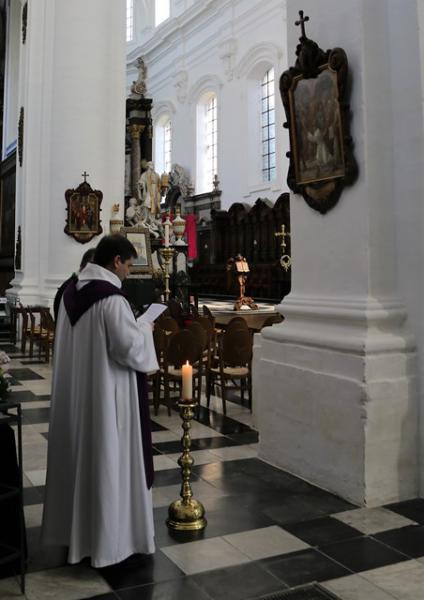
151,100,177,121
219,37,237,81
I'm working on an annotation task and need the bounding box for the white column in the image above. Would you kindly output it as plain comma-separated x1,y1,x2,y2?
9,0,126,305
254,0,421,506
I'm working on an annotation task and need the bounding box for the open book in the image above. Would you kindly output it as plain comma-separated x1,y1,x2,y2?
137,303,168,324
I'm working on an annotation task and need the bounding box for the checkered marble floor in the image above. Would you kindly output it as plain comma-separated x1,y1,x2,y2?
2,343,424,599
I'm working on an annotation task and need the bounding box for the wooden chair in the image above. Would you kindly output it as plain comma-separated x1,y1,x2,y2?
167,299,184,327
17,304,31,354
27,306,44,358
161,330,202,413
156,316,179,336
226,316,249,332
207,327,253,415
202,304,216,327
39,308,55,362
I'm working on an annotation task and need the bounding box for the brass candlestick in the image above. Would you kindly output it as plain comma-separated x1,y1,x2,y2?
167,399,207,531
159,247,175,302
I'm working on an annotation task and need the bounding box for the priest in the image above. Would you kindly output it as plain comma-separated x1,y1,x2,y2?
42,234,158,567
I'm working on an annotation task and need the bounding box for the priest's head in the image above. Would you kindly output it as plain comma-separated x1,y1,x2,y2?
94,234,137,281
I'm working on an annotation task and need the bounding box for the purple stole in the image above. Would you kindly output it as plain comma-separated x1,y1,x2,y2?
63,279,154,489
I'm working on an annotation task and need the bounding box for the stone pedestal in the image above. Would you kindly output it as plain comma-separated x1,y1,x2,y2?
254,0,421,506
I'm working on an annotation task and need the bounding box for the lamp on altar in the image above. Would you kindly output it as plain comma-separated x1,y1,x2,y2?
182,361,193,400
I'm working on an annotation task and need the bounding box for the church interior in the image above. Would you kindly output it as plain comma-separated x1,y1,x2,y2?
2,0,424,598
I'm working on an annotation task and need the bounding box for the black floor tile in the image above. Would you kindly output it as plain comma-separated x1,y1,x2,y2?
41,432,48,441
193,458,262,482
373,525,424,558
198,503,274,539
116,577,210,600
190,436,239,450
261,549,350,588
206,472,271,495
150,421,168,432
226,431,259,445
23,485,45,506
9,390,37,403
5,376,22,386
8,368,44,381
79,595,117,600
319,536,409,573
26,526,68,573
154,468,196,488
194,405,254,435
385,498,424,524
284,517,363,548
99,551,184,590
263,491,355,527
192,562,287,600
153,439,202,454
22,407,50,424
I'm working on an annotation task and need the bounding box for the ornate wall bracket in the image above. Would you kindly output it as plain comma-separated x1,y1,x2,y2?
280,11,358,213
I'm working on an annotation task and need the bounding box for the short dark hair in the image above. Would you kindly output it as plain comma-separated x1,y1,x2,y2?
80,247,96,270
93,234,137,268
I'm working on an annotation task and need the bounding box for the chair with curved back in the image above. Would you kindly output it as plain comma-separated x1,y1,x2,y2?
207,327,253,415
202,304,216,328
167,299,184,327
156,316,179,336
27,306,44,358
17,303,30,354
39,307,55,363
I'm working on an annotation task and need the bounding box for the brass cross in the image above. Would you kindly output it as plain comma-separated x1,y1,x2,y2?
81,171,90,183
295,10,309,39
274,224,290,251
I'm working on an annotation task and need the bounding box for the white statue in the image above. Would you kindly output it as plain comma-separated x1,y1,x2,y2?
138,161,162,217
125,197,142,226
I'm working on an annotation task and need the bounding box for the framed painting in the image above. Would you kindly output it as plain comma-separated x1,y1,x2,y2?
120,225,153,277
65,180,103,243
280,12,357,213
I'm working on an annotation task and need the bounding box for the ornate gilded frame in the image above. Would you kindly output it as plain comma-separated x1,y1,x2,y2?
280,15,357,213
119,225,153,277
64,180,103,244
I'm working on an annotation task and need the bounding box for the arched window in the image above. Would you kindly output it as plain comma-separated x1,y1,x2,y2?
126,0,134,42
155,0,170,27
154,116,172,175
196,92,218,194
261,68,276,182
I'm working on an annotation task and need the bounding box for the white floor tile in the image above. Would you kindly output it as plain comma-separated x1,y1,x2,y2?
224,525,310,560
153,455,179,471
333,507,417,534
161,537,250,575
361,559,424,599
24,503,44,528
24,565,111,600
25,469,47,486
322,574,398,599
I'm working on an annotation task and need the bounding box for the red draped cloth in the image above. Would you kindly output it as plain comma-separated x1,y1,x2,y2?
185,214,197,260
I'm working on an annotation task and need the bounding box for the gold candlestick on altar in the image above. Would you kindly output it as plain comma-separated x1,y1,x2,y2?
167,398,207,531
159,247,175,302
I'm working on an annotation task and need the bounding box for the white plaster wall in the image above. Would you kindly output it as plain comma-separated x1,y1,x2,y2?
127,0,290,209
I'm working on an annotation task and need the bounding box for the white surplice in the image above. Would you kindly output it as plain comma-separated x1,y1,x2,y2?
42,263,159,567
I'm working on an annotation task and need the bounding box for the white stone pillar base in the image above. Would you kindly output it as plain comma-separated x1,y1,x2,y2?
255,295,418,507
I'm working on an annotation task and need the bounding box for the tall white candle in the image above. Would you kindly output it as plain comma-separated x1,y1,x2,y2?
164,222,170,247
182,360,193,400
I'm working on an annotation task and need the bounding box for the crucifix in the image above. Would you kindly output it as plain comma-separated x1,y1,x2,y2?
275,224,292,273
81,171,90,183
295,10,309,39
274,224,290,251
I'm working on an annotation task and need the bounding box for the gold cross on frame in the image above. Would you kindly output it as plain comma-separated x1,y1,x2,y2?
274,224,290,251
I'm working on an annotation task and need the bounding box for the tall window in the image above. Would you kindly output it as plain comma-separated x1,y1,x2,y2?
154,117,172,175
205,95,217,189
261,68,276,182
126,0,134,42
155,0,170,27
